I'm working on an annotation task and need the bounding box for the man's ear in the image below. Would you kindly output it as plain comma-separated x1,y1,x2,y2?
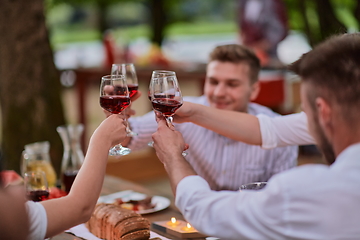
316,97,332,128
250,81,260,101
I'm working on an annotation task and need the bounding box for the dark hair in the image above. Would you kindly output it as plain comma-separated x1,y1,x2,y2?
289,33,360,120
209,44,261,84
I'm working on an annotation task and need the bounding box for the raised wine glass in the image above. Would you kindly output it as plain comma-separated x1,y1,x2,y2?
24,171,49,202
147,70,176,147
111,63,138,137
149,73,188,156
100,75,131,156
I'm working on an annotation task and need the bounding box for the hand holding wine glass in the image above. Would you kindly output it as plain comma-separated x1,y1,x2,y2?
111,63,138,137
24,171,49,202
149,73,188,156
149,74,182,127
100,75,131,156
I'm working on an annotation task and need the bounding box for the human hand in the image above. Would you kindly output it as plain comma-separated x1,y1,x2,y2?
92,114,127,148
152,117,187,164
169,101,193,123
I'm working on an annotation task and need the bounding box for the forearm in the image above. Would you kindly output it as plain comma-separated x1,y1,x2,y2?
162,155,197,196
187,103,262,145
42,136,110,237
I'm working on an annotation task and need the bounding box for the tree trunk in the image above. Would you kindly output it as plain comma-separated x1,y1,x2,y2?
315,0,347,43
0,0,66,176
354,0,360,23
298,0,315,47
149,0,167,46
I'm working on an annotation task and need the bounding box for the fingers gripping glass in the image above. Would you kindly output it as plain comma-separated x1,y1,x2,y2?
111,63,138,137
148,71,188,157
100,75,131,156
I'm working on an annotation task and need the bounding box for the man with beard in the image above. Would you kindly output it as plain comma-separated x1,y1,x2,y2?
151,33,360,239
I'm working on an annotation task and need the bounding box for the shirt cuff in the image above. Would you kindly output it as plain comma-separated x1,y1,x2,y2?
175,175,210,211
257,114,278,149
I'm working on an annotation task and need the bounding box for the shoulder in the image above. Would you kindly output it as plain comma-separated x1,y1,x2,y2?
248,102,279,117
271,164,330,188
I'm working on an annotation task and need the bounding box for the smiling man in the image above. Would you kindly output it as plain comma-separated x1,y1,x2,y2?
126,44,298,191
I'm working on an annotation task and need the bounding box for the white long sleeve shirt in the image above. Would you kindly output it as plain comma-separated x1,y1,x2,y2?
129,96,298,190
176,143,360,240
258,111,315,148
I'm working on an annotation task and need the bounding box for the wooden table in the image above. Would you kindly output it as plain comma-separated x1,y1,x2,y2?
51,175,202,240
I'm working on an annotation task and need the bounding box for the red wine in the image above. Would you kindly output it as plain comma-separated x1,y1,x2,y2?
100,96,130,114
128,84,139,98
27,190,49,202
152,98,183,116
148,94,175,101
62,170,78,193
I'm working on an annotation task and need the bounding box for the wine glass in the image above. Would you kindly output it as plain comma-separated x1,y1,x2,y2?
149,72,188,156
111,63,138,137
147,70,176,146
24,171,49,202
100,75,131,156
240,182,267,191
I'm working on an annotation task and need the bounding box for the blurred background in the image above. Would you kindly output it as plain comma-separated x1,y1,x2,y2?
0,0,359,184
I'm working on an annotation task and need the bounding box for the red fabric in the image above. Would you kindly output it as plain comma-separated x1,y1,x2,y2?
0,170,23,187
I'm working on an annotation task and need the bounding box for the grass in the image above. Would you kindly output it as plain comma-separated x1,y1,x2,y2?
50,21,237,46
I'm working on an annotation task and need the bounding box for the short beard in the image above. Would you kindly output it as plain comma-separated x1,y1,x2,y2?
313,115,336,165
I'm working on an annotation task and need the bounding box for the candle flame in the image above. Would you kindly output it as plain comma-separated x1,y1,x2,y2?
187,223,192,228
171,217,177,224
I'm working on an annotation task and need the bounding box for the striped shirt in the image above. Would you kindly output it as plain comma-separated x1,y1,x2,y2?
128,95,298,191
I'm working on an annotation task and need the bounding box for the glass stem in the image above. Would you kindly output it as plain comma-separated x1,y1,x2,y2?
165,116,174,128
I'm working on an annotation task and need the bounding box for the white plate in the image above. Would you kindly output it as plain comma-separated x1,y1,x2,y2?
97,190,171,215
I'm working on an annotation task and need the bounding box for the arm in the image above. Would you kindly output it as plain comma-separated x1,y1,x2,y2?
174,102,315,148
173,101,263,145
151,118,197,195
41,114,127,238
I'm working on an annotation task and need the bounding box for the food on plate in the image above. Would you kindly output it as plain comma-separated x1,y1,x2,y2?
86,203,150,240
114,196,156,212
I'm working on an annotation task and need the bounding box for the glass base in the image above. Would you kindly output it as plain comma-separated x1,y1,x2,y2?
148,141,188,157
126,131,138,137
108,145,131,156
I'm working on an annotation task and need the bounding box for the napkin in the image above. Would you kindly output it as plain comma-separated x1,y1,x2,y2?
67,224,170,240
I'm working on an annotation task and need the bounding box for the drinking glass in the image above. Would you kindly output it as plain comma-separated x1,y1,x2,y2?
240,182,267,191
111,63,139,137
148,72,188,157
24,171,49,202
100,75,131,156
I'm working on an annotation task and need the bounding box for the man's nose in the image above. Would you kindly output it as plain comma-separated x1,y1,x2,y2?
213,84,226,97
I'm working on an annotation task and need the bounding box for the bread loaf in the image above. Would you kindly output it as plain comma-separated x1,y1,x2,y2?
86,203,150,240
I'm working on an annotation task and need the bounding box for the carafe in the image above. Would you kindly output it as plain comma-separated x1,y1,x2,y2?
57,124,84,193
21,141,57,187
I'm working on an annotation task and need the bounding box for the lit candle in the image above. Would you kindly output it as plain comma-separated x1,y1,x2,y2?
181,222,195,232
167,217,180,227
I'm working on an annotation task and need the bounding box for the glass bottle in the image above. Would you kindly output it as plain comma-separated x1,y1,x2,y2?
21,141,57,188
57,124,84,193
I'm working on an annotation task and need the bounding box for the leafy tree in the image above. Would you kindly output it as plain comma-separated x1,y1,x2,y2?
48,0,178,46
284,0,359,46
